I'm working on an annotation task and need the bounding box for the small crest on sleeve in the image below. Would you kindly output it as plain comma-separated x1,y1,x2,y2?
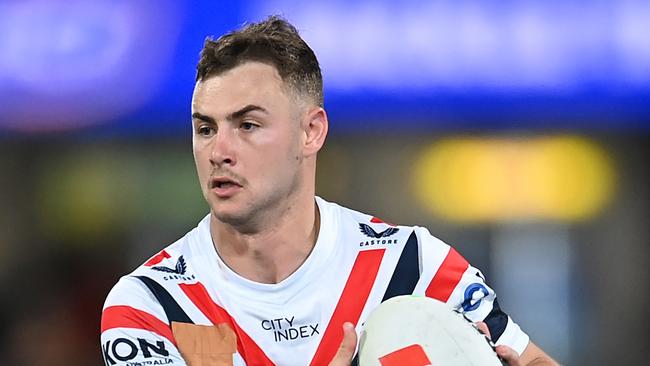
146,255,195,282
152,256,187,275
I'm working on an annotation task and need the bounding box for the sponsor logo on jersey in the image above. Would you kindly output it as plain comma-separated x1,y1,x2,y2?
462,283,489,312
102,337,171,365
260,316,320,343
148,255,196,281
359,223,400,247
359,223,399,238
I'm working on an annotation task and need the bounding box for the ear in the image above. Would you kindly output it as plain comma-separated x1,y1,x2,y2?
302,107,328,156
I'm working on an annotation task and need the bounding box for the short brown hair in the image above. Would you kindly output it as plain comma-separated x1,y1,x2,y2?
196,15,323,107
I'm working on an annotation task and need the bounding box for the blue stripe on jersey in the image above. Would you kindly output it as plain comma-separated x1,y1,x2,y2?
135,276,193,324
381,231,420,302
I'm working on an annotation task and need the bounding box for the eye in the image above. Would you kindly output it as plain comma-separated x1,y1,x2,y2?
240,121,258,131
197,125,215,136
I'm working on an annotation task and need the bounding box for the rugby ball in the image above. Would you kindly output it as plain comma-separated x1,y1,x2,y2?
358,296,503,366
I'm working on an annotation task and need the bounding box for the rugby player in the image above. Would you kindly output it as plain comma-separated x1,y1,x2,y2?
101,16,558,366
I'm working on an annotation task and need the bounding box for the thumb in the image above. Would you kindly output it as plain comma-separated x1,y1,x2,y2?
329,322,357,366
496,345,522,366
475,321,491,339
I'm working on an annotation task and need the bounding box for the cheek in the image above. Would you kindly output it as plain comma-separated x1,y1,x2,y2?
262,142,297,167
193,148,211,178
248,146,291,178
245,128,301,174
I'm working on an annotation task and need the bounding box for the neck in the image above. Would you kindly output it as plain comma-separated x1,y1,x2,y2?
210,195,320,284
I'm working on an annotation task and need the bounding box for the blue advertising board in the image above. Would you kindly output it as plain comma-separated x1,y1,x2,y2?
1,0,648,135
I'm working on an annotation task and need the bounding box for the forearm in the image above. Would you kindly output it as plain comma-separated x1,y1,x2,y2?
526,357,559,366
520,342,559,366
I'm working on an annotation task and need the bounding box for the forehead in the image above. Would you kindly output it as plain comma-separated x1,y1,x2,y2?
192,62,291,114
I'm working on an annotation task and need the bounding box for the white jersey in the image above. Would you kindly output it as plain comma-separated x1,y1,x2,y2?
101,197,529,366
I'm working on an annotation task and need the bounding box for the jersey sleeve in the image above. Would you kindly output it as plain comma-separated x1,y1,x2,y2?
101,276,188,366
413,227,530,355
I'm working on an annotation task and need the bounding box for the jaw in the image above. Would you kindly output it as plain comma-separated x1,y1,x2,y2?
210,205,271,236
208,184,298,236
204,158,313,235
207,189,266,233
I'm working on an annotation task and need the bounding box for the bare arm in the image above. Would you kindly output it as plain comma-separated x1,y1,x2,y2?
476,322,558,366
499,340,559,366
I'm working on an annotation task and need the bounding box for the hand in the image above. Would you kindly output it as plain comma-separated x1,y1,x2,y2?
495,345,523,366
328,322,358,366
475,321,522,366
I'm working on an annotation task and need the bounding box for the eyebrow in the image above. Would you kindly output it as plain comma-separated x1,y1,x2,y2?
229,104,267,120
191,112,215,124
192,104,268,124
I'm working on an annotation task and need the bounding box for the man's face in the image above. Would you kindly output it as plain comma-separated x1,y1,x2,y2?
191,62,306,230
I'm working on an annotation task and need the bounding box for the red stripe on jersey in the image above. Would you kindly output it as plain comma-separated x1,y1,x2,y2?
144,250,171,266
101,305,175,345
309,249,386,366
370,217,395,226
425,247,469,302
179,282,275,366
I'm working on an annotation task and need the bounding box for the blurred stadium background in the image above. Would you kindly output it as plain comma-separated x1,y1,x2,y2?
0,1,648,365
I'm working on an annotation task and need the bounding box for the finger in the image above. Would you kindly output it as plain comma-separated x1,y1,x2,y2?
496,345,521,366
328,322,357,366
475,321,491,339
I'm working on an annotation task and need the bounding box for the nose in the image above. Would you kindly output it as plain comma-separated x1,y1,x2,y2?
209,128,236,166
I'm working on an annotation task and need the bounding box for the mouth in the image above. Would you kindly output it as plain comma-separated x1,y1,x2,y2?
209,176,243,197
211,180,240,189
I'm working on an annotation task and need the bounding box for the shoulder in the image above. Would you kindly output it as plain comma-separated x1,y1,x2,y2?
104,275,161,311
321,198,457,269
102,214,211,318
100,216,215,365
127,214,211,280
101,275,173,345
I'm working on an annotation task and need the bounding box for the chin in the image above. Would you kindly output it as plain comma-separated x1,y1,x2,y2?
211,205,255,229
